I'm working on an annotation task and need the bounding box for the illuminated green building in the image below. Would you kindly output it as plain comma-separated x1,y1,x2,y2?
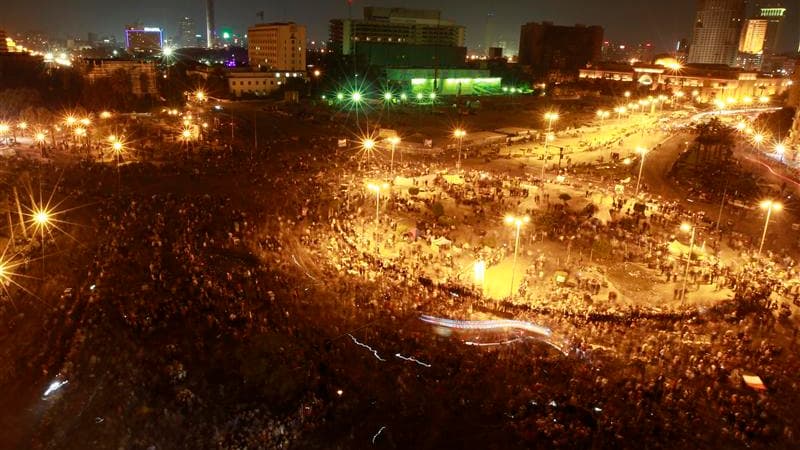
385,68,504,96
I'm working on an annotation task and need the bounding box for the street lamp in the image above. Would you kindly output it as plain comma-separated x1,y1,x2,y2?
194,90,207,102
100,110,112,119
367,182,390,224
453,128,466,169
775,143,786,163
543,112,559,178
504,214,530,300
388,136,400,176
474,260,486,296
679,222,696,306
758,200,782,256
753,133,765,148
634,146,648,197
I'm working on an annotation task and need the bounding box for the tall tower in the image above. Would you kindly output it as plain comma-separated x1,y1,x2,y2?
205,0,215,48
688,0,745,66
756,4,786,56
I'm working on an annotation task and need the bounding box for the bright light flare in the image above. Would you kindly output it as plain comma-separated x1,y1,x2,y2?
361,138,375,151
760,200,782,211
504,214,530,226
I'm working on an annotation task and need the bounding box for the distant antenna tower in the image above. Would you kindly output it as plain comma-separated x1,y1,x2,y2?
257,11,265,22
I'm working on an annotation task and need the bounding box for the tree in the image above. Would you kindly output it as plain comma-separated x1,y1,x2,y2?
693,118,735,163
558,193,572,204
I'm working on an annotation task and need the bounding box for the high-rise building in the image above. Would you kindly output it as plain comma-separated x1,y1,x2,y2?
206,0,216,48
483,13,497,56
757,4,786,55
247,22,306,71
329,7,465,56
177,17,196,48
738,19,768,54
688,0,745,66
125,26,163,53
518,22,603,76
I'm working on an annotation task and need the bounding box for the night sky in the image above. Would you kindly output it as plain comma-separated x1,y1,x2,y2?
2,0,799,53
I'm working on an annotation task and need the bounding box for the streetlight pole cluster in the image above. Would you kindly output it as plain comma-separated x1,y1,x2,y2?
504,214,530,300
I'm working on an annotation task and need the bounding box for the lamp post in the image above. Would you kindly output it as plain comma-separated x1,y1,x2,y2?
367,182,389,224
504,214,530,300
758,200,782,256
775,143,786,163
543,112,559,179
453,128,466,169
388,136,400,177
634,146,648,197
474,260,486,297
679,222,696,306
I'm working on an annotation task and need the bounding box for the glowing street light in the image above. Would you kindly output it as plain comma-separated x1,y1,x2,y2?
473,260,486,295
775,143,786,162
383,92,393,101
17,122,28,132
753,133,765,146
416,92,424,101
736,121,747,132
79,117,91,127
100,111,112,119
0,123,9,135
361,137,375,152
313,69,321,77
64,116,77,127
679,222,696,305
624,91,631,98
34,132,47,143
634,146,648,197
74,127,86,137
367,182,390,223
453,128,466,169
194,90,207,102
504,214,530,300
758,200,782,256
742,96,753,105
542,112,559,176
429,92,437,100
759,96,770,104
336,92,344,101
351,91,363,103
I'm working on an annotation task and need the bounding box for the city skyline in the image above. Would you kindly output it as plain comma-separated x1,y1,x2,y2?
2,0,798,53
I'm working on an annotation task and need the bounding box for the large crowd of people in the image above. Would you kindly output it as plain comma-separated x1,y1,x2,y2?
0,109,798,450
